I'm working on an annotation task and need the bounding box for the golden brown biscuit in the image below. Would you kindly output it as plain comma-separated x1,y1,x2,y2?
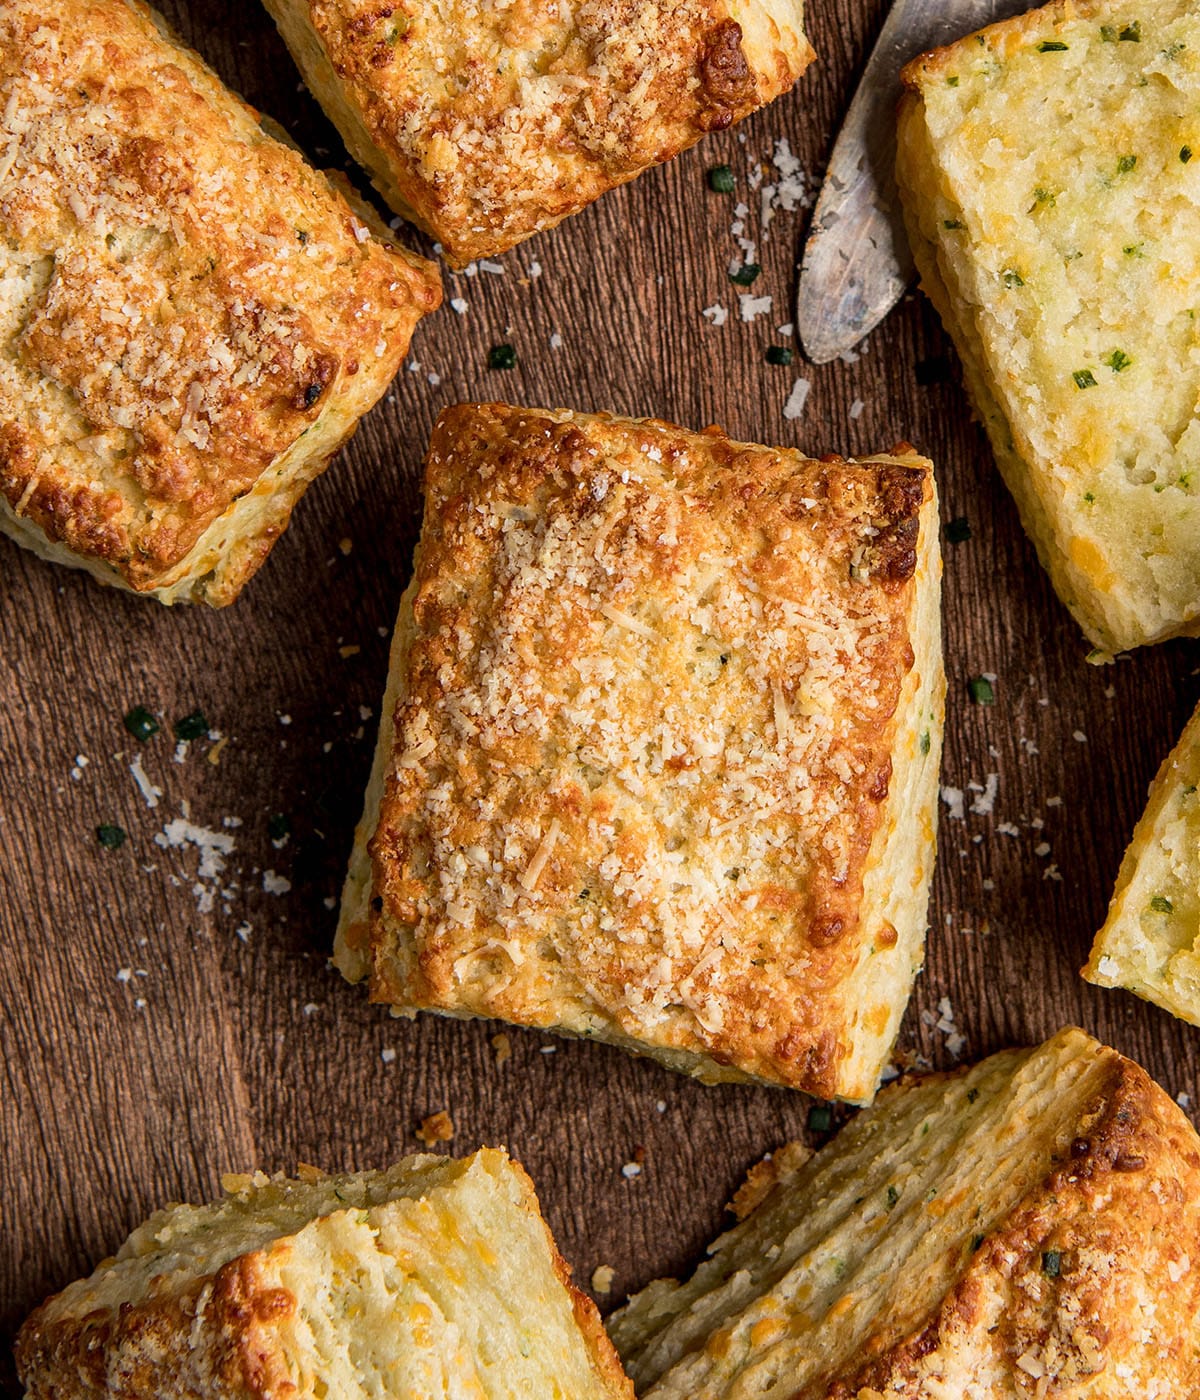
0,0,441,605
610,1027,1200,1398
896,0,1200,653
16,1149,633,1400
261,0,816,267
1084,699,1200,1023
338,404,944,1101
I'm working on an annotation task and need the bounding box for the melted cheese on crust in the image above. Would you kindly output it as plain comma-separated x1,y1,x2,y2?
263,0,814,267
0,0,441,604
345,404,942,1100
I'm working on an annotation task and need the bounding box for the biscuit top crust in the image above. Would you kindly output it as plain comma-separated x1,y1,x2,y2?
302,0,812,265
370,405,931,1093
0,0,439,588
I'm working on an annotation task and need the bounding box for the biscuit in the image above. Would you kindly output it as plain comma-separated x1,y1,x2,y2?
896,0,1200,653
15,1148,632,1399
337,403,944,1101
610,1026,1200,1398
261,0,815,267
1084,700,1200,1023
0,0,441,605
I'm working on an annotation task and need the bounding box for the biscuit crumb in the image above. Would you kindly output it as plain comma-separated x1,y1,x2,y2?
295,1163,326,1183
591,1264,615,1294
206,736,229,766
416,1110,455,1145
492,1032,512,1065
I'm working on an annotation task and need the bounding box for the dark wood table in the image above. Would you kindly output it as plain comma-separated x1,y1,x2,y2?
3,0,1197,1391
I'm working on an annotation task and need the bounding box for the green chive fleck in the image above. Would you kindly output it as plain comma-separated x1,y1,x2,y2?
729,262,761,286
1104,349,1132,372
1073,368,1098,389
1084,491,1097,503
943,218,965,229
1183,146,1194,164
1124,243,1145,257
1033,186,1055,205
1120,22,1141,39
123,706,159,742
1037,39,1069,51
173,709,209,742
765,345,794,366
947,75,960,86
971,1233,986,1252
945,516,972,543
487,343,517,370
885,1185,900,1209
968,676,995,706
1042,1249,1062,1277
1002,269,1025,288
1150,895,1174,913
919,731,931,756
967,1087,980,1104
808,1105,833,1133
96,823,127,850
707,164,735,194
1117,153,1137,173
268,813,292,843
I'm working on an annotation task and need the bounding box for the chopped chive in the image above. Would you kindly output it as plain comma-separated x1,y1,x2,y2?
1084,490,1096,503
1104,349,1132,372
968,676,995,705
1117,153,1137,173
967,1087,980,1103
1042,1249,1062,1277
1150,895,1174,913
971,1233,986,1252
1033,186,1055,205
707,163,735,193
945,516,971,543
807,1105,833,1133
885,1185,900,1210
1037,39,1069,50
1101,23,1117,39
946,75,959,86
123,705,159,742
1001,268,1025,288
1183,146,1194,164
729,262,761,286
1073,368,1098,389
943,218,965,230
765,345,794,366
268,813,292,842
487,343,517,370
173,709,209,742
96,823,127,850
919,731,931,756
1123,243,1145,257
1119,22,1141,39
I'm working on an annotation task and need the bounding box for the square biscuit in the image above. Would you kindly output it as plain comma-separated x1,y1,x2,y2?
338,404,944,1101
0,0,441,606
897,0,1200,654
262,0,815,268
1084,700,1200,1025
16,1150,633,1399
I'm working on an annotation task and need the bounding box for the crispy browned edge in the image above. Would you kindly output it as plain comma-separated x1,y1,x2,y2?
361,404,933,1097
712,1038,1200,1398
0,0,441,605
262,0,815,268
14,1151,634,1400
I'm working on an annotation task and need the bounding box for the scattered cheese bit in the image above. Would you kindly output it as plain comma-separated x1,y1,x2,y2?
621,1161,643,1179
941,786,965,820
702,303,728,327
739,292,773,322
206,735,229,766
416,1110,455,1145
381,1046,397,1064
783,377,810,420
263,870,292,896
849,398,865,420
968,773,999,815
129,755,162,809
450,296,468,314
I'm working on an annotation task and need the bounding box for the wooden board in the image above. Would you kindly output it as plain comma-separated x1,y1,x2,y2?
2,0,1198,1390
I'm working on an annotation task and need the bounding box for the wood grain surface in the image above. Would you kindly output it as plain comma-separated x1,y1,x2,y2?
2,0,1198,1392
